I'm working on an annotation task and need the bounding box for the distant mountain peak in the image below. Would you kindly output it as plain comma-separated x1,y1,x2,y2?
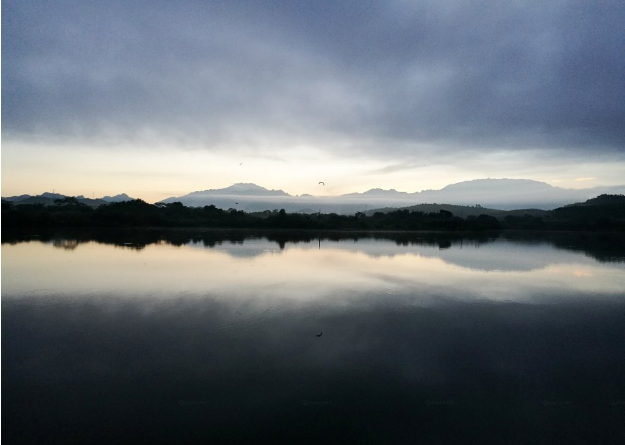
101,193,133,202
187,183,290,197
41,192,66,199
442,178,556,191
225,183,275,192
226,183,261,189
365,188,405,195
343,188,408,197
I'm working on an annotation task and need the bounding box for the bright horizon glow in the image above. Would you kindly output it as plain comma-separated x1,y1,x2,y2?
2,140,624,203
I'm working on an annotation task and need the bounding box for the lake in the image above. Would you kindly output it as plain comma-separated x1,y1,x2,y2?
2,230,625,443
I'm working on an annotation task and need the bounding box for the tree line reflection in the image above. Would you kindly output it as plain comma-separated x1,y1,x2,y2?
2,229,624,263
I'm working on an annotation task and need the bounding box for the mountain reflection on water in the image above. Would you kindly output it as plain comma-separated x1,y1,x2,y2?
2,230,625,443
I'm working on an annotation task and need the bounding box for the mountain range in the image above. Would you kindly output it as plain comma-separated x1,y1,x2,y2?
1,193,134,208
4,179,625,214
158,179,625,213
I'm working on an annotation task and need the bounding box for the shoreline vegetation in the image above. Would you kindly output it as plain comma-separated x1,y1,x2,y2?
2,194,624,232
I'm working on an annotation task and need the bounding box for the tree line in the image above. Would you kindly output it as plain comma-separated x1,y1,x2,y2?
2,194,624,232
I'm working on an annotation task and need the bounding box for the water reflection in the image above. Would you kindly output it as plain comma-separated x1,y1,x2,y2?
2,231,624,303
2,231,625,443
3,292,625,443
3,229,625,262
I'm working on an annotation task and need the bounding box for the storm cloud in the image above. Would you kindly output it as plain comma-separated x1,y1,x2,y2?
3,0,625,158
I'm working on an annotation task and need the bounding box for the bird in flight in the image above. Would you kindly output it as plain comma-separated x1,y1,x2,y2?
318,181,325,185
316,332,323,337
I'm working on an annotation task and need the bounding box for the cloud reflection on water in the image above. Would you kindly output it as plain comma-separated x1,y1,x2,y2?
2,234,624,304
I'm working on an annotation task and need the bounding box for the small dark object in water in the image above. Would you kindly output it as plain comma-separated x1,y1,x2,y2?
316,332,322,337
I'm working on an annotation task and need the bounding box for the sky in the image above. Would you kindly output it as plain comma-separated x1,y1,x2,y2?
2,0,624,202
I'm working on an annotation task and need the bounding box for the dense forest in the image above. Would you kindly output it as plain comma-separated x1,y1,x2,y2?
2,194,624,232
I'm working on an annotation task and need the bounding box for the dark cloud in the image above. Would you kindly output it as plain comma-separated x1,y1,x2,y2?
3,0,624,157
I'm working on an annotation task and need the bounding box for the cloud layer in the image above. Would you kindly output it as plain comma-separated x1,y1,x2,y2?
3,0,625,160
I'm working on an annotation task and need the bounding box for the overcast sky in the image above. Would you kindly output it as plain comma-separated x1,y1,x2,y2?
2,0,624,201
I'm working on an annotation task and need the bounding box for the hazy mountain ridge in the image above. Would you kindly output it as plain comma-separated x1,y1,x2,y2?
2,192,134,207
4,179,625,213
185,183,289,197
101,193,134,202
342,188,410,197
159,179,625,213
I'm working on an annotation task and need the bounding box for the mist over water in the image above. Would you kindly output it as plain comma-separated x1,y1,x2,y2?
3,231,625,443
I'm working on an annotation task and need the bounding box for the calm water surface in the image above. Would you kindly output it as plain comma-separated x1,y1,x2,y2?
3,231,625,443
